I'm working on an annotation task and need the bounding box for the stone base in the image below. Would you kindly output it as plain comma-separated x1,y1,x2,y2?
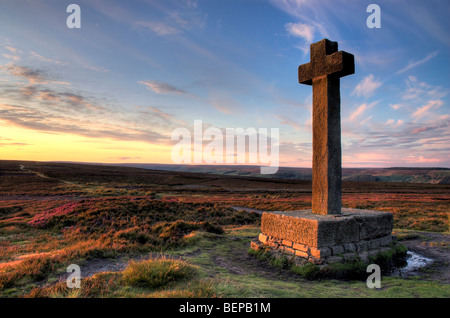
251,208,395,264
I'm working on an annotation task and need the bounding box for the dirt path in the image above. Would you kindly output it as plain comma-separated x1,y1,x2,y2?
19,164,83,187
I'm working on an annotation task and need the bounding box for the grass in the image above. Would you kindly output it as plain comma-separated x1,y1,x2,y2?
5,223,450,299
1,160,449,298
122,257,196,289
249,243,408,280
27,257,215,298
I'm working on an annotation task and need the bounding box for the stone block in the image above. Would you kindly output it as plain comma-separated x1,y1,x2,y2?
295,250,309,258
282,239,293,247
343,243,356,253
293,257,309,266
258,233,269,244
326,256,343,263
342,253,357,261
261,208,393,249
284,247,295,255
250,239,262,251
377,235,393,247
267,241,279,249
351,209,393,241
310,247,331,259
293,242,309,252
368,238,381,250
308,257,325,265
357,251,369,263
355,240,368,251
331,245,344,255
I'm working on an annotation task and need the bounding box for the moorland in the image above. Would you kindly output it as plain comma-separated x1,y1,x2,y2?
0,160,449,298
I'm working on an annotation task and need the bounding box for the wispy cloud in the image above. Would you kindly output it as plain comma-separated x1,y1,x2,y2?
352,74,382,98
285,22,315,42
385,118,403,127
132,0,206,37
30,51,64,65
396,51,439,75
0,103,167,144
346,101,379,122
134,21,181,36
277,115,303,131
138,80,186,95
5,46,19,54
412,100,443,120
1,64,70,85
402,75,447,101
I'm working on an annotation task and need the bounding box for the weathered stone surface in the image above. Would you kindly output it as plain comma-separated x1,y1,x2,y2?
284,247,295,255
267,241,279,249
258,233,269,244
368,238,381,249
355,240,368,251
343,243,356,253
358,251,370,263
261,208,393,248
293,242,309,252
298,38,354,215
310,247,332,259
309,257,325,265
353,211,393,240
331,245,344,255
378,235,393,246
326,256,343,263
295,250,309,258
250,239,262,251
250,39,398,264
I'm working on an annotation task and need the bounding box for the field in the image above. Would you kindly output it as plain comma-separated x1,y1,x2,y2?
0,160,449,298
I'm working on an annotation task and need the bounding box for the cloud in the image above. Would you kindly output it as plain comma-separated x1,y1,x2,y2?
0,103,167,144
384,118,403,127
395,51,439,75
138,80,186,95
0,64,70,85
115,157,142,161
285,22,315,42
346,101,379,122
30,51,64,65
342,113,450,167
352,74,382,98
134,21,181,36
277,115,303,131
412,100,443,120
132,1,206,37
138,106,187,126
5,46,19,54
207,91,242,115
1,64,46,84
389,103,403,110
2,46,21,61
404,156,442,164
410,126,432,134
402,76,448,101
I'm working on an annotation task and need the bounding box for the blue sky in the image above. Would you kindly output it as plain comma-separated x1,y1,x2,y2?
0,0,449,167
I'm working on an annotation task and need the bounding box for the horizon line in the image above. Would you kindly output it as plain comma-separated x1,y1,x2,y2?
1,159,448,170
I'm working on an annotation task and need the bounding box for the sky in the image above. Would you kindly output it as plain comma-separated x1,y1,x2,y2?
0,0,449,168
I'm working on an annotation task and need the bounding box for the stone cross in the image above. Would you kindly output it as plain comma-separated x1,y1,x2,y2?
298,39,354,215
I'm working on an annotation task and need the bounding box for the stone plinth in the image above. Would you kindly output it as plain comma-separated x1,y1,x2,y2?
252,208,394,264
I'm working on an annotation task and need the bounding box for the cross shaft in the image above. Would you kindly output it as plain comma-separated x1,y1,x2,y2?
298,39,354,215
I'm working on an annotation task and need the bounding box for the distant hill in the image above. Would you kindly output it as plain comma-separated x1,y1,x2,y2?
115,164,450,185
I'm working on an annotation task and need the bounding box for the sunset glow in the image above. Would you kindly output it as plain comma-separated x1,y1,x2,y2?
0,0,448,167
